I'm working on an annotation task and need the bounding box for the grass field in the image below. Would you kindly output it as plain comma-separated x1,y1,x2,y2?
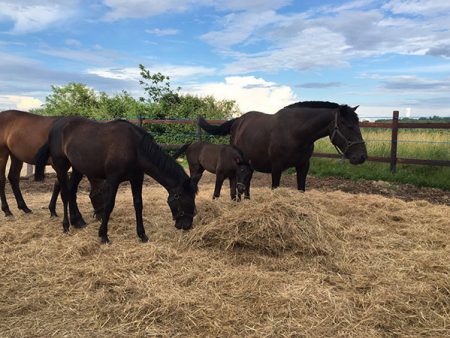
311,128,450,190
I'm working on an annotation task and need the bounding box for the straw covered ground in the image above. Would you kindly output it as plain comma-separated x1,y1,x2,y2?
0,174,449,337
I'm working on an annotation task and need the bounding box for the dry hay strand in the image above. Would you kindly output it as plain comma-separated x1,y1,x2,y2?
0,177,449,337
187,188,341,257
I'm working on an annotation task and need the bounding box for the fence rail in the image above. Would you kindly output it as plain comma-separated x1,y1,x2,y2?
153,110,449,173
24,111,450,177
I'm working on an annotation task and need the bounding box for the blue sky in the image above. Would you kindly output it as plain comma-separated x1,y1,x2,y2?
1,0,450,118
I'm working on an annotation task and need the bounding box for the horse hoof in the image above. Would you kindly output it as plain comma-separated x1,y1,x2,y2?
100,236,110,244
4,210,13,217
63,227,70,233
22,208,32,214
73,219,87,229
50,212,58,218
140,234,149,243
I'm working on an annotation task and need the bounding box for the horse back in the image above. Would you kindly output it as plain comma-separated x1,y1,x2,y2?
0,110,59,163
53,118,139,179
231,111,276,172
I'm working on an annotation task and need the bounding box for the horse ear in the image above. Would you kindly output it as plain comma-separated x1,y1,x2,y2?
352,105,360,111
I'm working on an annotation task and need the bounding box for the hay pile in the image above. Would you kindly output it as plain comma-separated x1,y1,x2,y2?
0,176,449,337
187,189,339,256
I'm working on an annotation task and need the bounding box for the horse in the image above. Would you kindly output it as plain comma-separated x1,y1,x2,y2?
173,142,253,200
34,117,198,244
0,110,103,218
198,101,367,191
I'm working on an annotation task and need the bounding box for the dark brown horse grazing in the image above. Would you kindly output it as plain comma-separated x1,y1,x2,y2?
0,110,103,218
198,101,367,191
34,117,198,244
173,142,253,200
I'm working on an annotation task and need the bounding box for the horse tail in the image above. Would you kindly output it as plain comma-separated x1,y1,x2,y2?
34,143,50,181
197,117,237,136
172,142,192,159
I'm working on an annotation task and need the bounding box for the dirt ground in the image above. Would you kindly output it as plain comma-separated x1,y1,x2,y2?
17,171,450,206
1,173,449,337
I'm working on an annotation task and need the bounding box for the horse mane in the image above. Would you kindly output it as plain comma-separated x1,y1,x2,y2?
112,120,196,192
230,145,250,164
284,101,340,109
284,101,359,122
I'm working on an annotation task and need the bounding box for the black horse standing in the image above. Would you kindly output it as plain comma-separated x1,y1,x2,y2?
34,117,197,244
173,141,253,201
198,101,367,193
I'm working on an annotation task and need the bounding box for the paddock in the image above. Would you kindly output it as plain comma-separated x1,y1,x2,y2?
0,173,449,337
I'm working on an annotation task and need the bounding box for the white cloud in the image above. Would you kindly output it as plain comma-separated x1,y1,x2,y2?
0,95,43,111
0,0,78,34
198,1,450,74
103,0,197,20
145,28,179,36
88,64,217,81
65,39,82,47
38,46,123,65
102,0,290,20
383,0,450,16
184,76,297,114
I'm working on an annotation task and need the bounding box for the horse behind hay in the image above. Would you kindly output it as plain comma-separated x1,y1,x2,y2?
34,117,198,244
0,110,103,218
198,101,367,191
173,142,253,200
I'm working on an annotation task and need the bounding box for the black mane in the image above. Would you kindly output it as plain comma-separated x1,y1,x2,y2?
284,101,340,109
284,101,359,121
113,120,191,185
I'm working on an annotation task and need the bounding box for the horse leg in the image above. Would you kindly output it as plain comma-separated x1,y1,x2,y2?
48,181,60,217
98,178,119,244
229,176,238,201
243,170,253,200
54,161,71,233
271,169,282,189
68,169,87,228
213,174,225,199
130,173,148,242
189,164,204,186
8,156,31,213
88,178,105,221
296,145,314,192
0,149,12,217
296,160,310,192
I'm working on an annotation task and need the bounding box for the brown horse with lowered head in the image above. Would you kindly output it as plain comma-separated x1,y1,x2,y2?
34,117,198,244
0,110,103,219
173,142,253,200
198,101,367,191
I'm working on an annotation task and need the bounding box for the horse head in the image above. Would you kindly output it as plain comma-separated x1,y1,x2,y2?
329,105,367,164
167,177,198,230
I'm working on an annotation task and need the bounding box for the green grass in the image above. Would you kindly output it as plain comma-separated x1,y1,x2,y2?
175,128,450,190
310,128,450,190
307,158,450,190
314,128,450,160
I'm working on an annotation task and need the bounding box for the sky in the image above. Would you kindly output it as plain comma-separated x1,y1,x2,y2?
1,0,450,118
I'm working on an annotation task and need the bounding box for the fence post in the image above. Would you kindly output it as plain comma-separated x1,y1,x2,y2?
138,113,143,127
390,110,399,173
26,164,33,178
197,116,203,142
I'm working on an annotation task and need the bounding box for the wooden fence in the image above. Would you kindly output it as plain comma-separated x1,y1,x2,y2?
24,111,450,176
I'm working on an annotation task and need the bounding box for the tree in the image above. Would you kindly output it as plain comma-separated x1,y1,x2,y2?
32,83,144,119
138,64,180,107
34,82,99,117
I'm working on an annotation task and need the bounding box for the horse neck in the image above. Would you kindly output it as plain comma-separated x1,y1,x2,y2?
138,152,186,192
299,110,334,142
